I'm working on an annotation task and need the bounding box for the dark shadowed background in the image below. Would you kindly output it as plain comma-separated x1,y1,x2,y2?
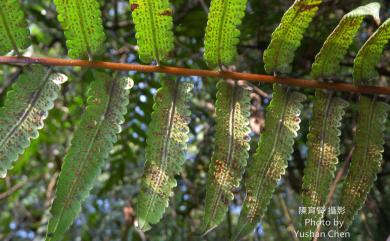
0,0,389,240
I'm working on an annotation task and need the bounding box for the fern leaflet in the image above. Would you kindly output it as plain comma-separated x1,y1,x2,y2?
311,2,380,79
232,84,306,240
339,96,389,231
136,79,193,231
53,0,106,59
46,74,133,241
0,0,30,55
204,0,248,67
129,0,174,64
0,66,67,178
202,80,251,233
354,18,390,86
300,90,348,238
263,0,322,73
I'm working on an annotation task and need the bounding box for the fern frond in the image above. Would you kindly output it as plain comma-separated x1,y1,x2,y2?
0,0,30,55
232,84,306,241
263,0,322,73
354,18,390,86
129,0,174,64
136,79,193,231
53,0,106,59
339,96,389,231
46,74,133,241
202,80,251,233
300,90,348,238
0,66,67,178
311,2,381,79
204,0,248,67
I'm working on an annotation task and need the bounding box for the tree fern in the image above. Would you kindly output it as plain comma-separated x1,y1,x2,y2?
297,3,373,232
46,74,133,241
263,0,322,73
204,0,248,67
136,79,193,231
202,0,251,230
0,66,67,178
311,2,380,79
339,96,389,230
202,80,251,234
354,18,390,86
53,0,106,59
339,14,390,231
129,0,174,64
232,84,306,240
300,90,348,238
0,0,30,55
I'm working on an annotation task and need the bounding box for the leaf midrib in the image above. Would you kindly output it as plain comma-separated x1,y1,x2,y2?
74,0,93,59
216,0,229,67
146,0,161,63
312,91,333,207
208,82,238,226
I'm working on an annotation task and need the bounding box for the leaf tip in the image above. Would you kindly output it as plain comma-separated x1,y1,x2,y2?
123,77,134,90
0,170,7,179
200,224,217,238
52,73,68,85
231,222,251,241
135,217,151,232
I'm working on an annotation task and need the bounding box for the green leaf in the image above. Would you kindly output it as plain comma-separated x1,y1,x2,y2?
204,0,248,67
129,0,174,64
311,2,381,79
202,80,251,233
136,79,193,231
263,0,322,73
0,66,67,178
53,0,106,59
232,84,306,240
354,18,390,86
300,90,348,238
46,74,133,241
0,0,31,55
339,96,389,231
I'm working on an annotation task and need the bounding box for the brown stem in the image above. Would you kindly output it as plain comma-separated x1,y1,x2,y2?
227,208,232,239
277,194,300,241
0,180,26,201
0,56,390,95
326,145,355,207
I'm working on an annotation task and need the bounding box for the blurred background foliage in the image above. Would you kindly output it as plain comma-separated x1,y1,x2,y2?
0,0,389,240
